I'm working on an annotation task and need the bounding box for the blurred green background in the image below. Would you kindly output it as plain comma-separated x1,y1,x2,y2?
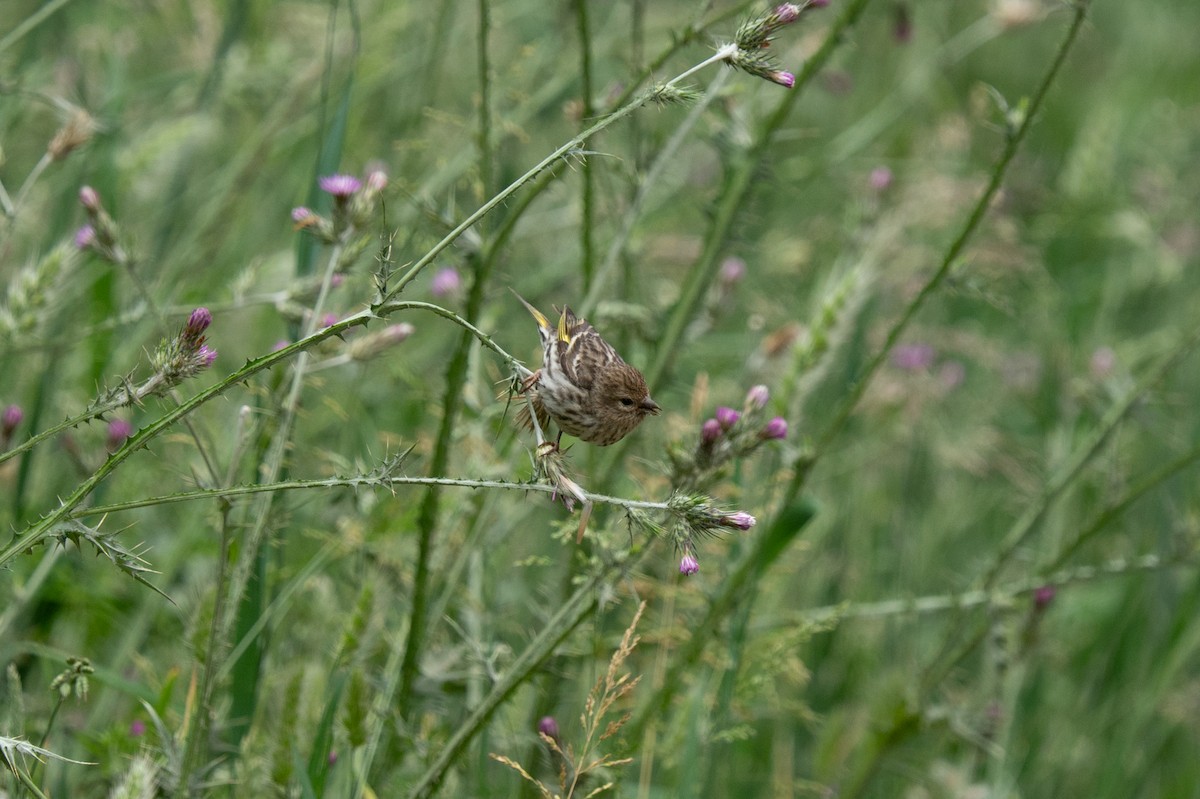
3,0,1200,796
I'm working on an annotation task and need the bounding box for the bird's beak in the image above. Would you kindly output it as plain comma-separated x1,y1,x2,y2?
641,397,661,415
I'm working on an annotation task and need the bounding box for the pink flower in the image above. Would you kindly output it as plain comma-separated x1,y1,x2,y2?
891,343,934,371
938,360,965,390
365,170,388,192
185,307,212,337
537,716,560,741
773,4,802,24
701,418,722,444
431,267,462,298
291,206,316,223
762,417,788,440
106,419,133,452
382,323,415,344
721,511,757,531
318,174,362,198
1090,346,1116,379
746,384,770,410
769,70,796,89
715,406,741,429
74,224,96,249
679,554,700,575
868,166,894,192
719,256,747,287
79,186,101,211
2,404,23,434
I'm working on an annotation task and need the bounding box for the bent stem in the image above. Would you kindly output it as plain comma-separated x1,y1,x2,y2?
378,47,736,303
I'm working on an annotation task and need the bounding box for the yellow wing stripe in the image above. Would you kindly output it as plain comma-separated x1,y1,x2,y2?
557,309,571,344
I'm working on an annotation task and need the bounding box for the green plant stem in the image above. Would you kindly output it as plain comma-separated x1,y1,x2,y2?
579,68,731,319
405,566,610,799
179,236,347,788
378,48,734,304
575,0,596,292
0,315,355,569
760,552,1193,632
477,0,493,199
824,9,1096,792
70,474,673,519
398,251,519,722
782,0,1094,513
907,320,1200,704
1043,440,1200,575
980,321,1200,590
377,300,530,375
395,25,505,714
624,501,815,744
597,0,874,488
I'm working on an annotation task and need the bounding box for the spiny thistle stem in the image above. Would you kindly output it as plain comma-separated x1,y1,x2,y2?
68,474,672,522
380,44,747,304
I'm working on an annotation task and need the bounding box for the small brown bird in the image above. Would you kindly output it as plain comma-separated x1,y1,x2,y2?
514,292,660,446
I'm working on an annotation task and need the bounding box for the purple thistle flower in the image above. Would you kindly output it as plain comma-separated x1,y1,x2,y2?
715,406,741,429
319,174,362,199
679,554,700,576
365,170,388,192
185,307,212,337
746,384,770,410
769,70,796,88
197,345,218,367
891,343,934,371
382,323,415,344
762,417,788,440
2,404,23,434
79,185,101,212
1090,346,1116,379
719,256,747,287
180,305,213,352
1034,585,1057,611
868,166,894,193
701,418,723,444
721,511,757,531
74,224,96,249
291,206,315,223
106,419,133,452
129,719,146,737
537,716,560,741
773,3,802,24
322,313,339,328
431,267,463,298
939,360,966,390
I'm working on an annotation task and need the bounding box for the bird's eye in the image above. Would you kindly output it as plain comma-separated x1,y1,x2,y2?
619,397,635,407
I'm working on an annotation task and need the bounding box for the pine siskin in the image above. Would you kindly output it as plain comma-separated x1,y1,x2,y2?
514,292,661,446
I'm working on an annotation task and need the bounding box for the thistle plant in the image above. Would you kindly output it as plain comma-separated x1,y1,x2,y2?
490,603,647,798
4,2,1171,798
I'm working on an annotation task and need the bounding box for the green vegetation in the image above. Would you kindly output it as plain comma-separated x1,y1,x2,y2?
3,0,1200,796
